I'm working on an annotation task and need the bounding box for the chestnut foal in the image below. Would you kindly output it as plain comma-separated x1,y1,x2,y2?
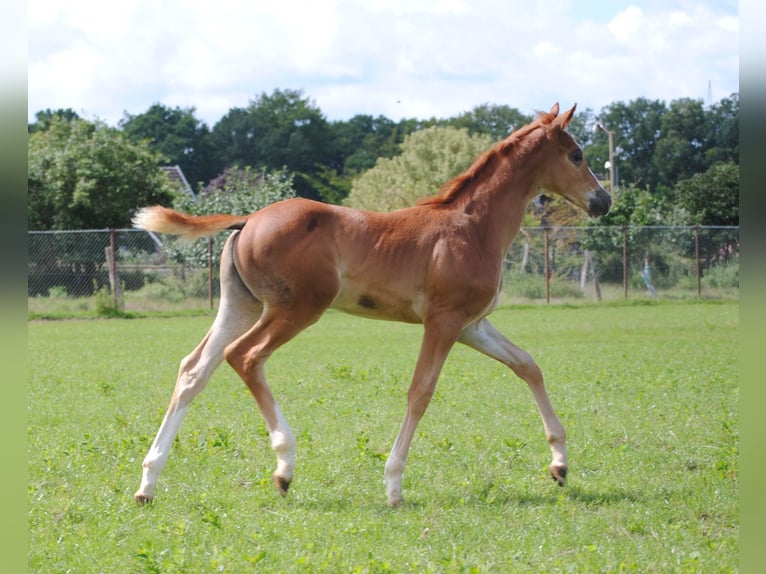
132,103,610,506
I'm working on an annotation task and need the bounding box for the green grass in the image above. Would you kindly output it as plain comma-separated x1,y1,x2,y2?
28,302,738,572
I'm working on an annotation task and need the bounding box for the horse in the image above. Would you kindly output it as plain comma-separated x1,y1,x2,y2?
132,103,611,507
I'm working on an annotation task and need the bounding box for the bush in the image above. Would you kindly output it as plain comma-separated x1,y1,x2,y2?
702,260,739,288
94,284,124,317
129,269,215,302
47,285,68,298
131,280,185,303
504,271,584,300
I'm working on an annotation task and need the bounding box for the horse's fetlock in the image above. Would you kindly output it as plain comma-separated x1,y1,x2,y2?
271,430,295,453
273,473,291,496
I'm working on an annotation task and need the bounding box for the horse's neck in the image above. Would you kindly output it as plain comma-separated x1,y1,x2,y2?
459,161,537,256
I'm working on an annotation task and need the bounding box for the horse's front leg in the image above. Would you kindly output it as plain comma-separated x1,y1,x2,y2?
385,313,464,506
458,318,568,486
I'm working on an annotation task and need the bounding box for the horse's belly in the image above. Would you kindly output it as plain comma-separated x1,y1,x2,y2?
331,287,425,324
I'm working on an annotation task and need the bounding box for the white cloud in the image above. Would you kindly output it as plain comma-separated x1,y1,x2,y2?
27,0,739,126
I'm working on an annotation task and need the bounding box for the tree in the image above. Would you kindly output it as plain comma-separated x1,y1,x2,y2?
446,103,532,141
209,89,333,201
28,108,80,133
670,162,739,227
28,117,174,229
120,103,217,190
588,185,663,228
176,166,295,217
651,98,708,196
167,166,296,268
329,114,403,174
345,126,493,211
704,93,739,165
592,97,667,190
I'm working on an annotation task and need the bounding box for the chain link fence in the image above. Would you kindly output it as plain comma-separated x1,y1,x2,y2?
28,226,739,316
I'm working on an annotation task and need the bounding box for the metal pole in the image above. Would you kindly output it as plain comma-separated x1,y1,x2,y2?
607,130,616,191
622,226,628,299
594,122,617,191
109,228,118,308
695,226,701,298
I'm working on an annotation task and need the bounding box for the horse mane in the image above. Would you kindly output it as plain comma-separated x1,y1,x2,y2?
416,109,555,207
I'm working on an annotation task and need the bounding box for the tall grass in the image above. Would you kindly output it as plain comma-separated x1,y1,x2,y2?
28,302,738,572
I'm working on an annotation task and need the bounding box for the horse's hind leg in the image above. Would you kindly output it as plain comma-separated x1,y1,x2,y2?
224,305,328,496
458,318,568,486
134,234,261,504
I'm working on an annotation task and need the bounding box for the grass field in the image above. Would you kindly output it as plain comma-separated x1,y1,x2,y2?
28,301,738,572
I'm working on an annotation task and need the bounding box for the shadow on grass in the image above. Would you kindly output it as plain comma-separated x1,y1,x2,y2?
278,483,646,514
393,481,647,511
562,483,643,506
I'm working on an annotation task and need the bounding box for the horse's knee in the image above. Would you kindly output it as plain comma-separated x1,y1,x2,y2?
173,365,208,407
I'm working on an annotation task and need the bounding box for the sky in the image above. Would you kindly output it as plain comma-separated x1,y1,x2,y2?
27,0,739,127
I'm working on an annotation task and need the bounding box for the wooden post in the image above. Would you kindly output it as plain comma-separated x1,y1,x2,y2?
579,250,589,293
520,241,530,272
544,227,550,304
591,251,602,302
106,228,123,308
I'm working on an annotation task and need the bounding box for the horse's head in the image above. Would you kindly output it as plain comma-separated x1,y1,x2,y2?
536,103,611,217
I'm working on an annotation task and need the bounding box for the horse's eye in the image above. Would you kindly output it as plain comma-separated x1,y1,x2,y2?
569,149,583,166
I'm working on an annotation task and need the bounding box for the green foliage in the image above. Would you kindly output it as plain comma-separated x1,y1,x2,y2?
28,117,174,229
651,98,709,192
27,92,740,228
46,285,68,298
585,185,663,231
165,166,295,268
28,108,80,133
589,97,667,190
702,259,739,289
179,165,295,215
137,269,215,301
330,114,408,175
670,162,739,226
445,103,533,140
93,284,126,317
209,89,332,201
120,103,217,190
505,270,584,300
345,126,493,211
28,303,738,572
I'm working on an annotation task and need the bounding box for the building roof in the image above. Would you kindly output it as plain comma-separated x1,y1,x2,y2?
161,165,194,198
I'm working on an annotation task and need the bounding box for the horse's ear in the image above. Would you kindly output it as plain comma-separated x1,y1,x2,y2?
556,104,577,128
537,103,560,124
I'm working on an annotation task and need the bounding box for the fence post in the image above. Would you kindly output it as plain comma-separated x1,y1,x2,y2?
106,228,123,308
592,251,602,302
208,237,214,310
544,227,550,304
695,226,701,298
622,225,628,299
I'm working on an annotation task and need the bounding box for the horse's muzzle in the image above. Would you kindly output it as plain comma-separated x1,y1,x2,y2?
587,188,612,217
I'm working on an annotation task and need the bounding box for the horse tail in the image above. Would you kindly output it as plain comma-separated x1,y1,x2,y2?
132,206,250,241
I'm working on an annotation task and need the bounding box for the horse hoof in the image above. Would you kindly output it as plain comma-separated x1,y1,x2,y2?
135,492,154,505
273,474,291,496
550,465,567,486
387,493,404,507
